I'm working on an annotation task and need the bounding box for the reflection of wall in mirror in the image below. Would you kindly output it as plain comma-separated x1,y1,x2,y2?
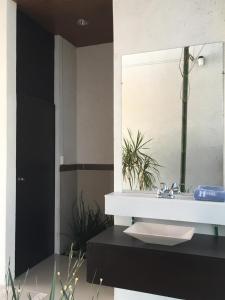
122,42,223,192
187,42,223,191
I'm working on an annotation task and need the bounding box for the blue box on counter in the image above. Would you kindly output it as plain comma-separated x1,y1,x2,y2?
194,185,225,202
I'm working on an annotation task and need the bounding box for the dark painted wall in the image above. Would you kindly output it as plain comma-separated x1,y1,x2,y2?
17,10,54,103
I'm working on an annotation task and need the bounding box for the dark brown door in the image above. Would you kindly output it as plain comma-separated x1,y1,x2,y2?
16,10,55,276
16,96,55,276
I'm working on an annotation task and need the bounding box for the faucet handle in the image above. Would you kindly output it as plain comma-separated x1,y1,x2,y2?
171,182,180,194
168,189,175,199
160,182,167,192
157,189,162,198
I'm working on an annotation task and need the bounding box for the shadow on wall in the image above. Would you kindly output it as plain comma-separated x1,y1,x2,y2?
60,168,114,254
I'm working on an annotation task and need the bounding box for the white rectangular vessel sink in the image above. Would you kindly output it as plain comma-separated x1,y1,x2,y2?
124,222,195,246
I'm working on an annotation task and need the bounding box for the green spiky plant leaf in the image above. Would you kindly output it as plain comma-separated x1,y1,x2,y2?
49,263,56,300
4,244,102,300
8,266,17,300
70,192,113,254
122,129,161,190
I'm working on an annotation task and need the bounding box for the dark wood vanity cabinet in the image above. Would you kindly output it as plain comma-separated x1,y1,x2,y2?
87,226,225,300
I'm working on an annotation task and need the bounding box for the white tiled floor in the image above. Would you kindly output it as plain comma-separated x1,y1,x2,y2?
14,255,113,300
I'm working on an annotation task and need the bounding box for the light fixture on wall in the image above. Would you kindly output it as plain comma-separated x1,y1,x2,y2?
189,54,194,62
77,18,89,26
197,55,205,66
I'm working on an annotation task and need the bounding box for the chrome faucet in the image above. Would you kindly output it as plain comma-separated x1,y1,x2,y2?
157,182,180,199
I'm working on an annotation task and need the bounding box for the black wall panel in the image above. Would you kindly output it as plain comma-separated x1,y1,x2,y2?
17,10,54,103
16,10,55,276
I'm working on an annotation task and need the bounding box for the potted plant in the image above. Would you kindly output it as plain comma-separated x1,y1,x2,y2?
122,130,161,191
70,192,113,255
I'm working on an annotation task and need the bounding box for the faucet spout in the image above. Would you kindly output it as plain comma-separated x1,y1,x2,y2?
157,182,180,199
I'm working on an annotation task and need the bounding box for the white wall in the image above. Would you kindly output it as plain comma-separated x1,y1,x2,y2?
55,36,77,253
55,41,113,166
55,40,114,253
76,43,114,164
113,0,225,299
0,0,17,284
55,36,77,166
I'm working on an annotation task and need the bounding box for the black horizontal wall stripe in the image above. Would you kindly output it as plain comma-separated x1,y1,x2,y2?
60,164,114,172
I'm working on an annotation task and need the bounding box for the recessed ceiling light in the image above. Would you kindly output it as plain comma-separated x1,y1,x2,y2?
77,18,89,26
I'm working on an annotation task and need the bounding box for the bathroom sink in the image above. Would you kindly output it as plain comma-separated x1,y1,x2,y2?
124,222,195,246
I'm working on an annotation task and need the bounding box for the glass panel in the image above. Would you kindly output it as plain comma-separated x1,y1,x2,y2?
122,42,224,192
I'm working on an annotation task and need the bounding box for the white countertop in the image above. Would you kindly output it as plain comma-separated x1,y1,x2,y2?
105,192,225,225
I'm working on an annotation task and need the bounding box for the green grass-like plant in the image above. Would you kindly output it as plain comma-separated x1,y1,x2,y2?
122,130,161,191
3,244,102,300
70,192,113,254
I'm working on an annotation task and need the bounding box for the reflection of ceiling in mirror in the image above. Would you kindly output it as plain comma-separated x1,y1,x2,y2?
122,44,209,68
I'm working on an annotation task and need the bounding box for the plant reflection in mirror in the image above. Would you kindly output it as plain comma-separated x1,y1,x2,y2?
4,244,103,300
122,129,161,191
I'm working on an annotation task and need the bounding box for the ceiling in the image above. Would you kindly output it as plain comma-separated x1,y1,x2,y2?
13,0,113,47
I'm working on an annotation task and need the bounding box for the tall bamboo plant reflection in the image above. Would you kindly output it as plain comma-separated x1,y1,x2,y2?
179,45,205,192
122,130,161,190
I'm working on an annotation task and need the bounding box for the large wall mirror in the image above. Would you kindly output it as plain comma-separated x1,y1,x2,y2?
122,42,224,193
